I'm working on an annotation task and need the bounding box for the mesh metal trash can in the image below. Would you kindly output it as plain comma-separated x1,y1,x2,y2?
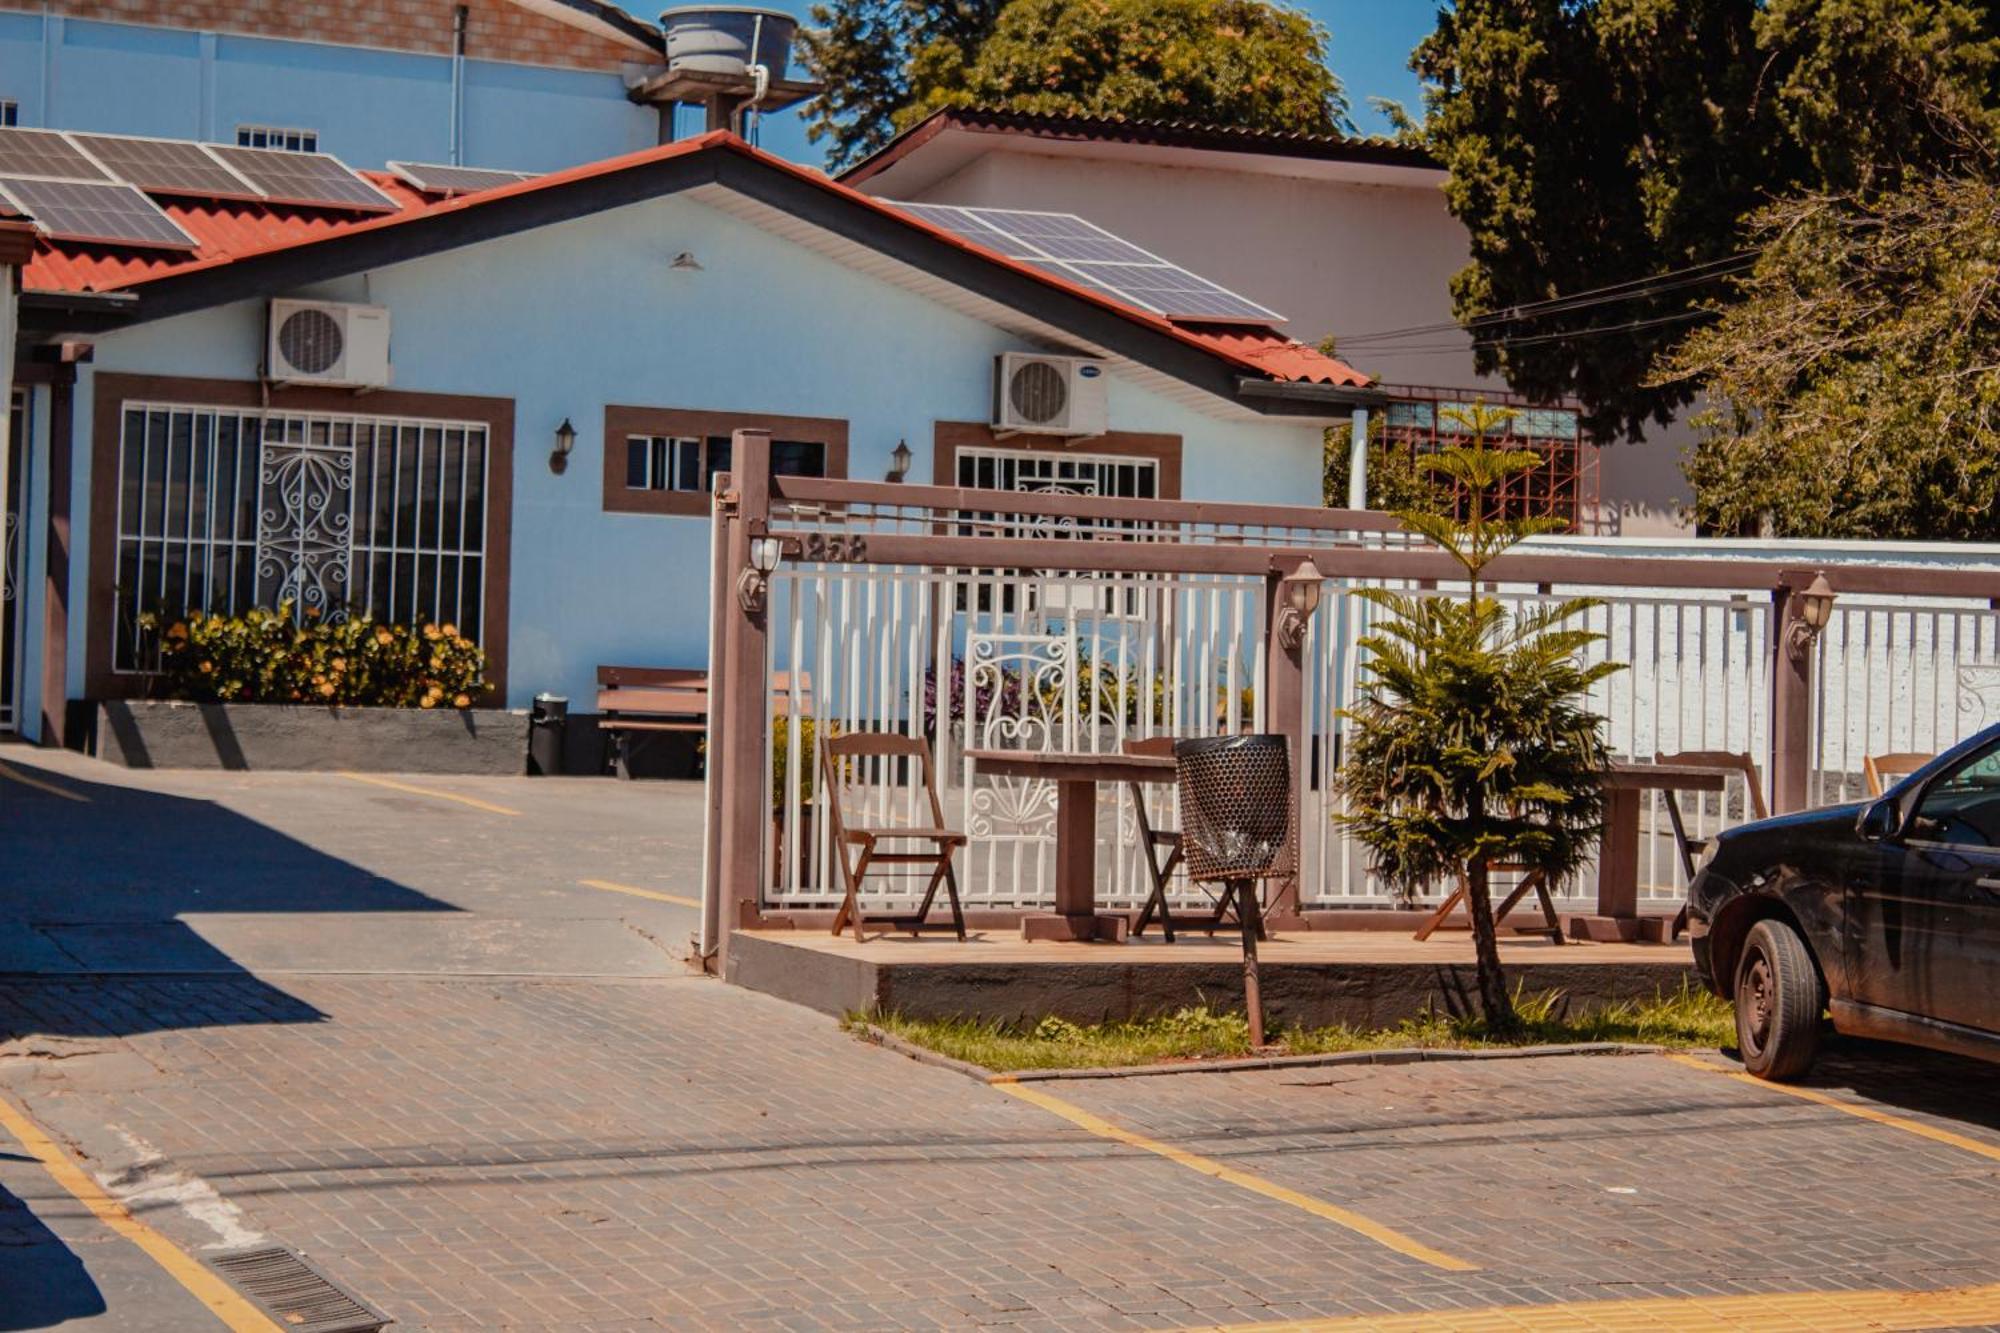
1173,734,1294,882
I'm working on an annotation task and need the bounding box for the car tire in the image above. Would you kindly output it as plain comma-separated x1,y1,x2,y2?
1734,918,1824,1081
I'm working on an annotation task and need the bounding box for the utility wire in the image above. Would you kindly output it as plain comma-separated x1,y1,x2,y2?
1329,252,1754,347
1348,307,1717,358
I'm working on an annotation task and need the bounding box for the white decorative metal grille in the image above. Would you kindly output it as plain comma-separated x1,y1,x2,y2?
113,402,489,670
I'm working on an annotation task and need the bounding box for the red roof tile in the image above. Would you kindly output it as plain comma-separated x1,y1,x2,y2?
20,133,1370,392
1179,324,1367,387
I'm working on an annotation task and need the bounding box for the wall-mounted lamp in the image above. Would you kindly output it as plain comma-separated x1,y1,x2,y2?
1276,557,1324,653
1784,571,1836,663
888,439,913,483
737,535,783,615
549,417,576,476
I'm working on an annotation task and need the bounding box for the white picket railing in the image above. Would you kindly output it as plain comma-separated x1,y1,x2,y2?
755,528,2000,916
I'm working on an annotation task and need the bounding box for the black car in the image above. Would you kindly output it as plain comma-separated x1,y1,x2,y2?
1687,723,2000,1080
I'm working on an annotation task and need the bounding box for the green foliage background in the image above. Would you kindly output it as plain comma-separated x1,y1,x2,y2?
802,0,1348,169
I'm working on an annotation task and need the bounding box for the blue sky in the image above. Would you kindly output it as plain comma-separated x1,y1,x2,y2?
722,1,1439,165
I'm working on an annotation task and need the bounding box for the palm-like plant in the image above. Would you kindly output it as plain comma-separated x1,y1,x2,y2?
1338,406,1621,1034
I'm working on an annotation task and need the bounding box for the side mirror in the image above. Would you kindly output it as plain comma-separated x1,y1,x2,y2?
1858,799,1901,843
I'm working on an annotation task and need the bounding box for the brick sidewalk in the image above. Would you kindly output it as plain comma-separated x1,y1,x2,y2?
10,970,2000,1330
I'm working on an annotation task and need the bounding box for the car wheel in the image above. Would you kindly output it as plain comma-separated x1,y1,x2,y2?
1734,919,1824,1081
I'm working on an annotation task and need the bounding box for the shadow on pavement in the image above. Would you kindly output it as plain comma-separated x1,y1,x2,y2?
1802,1036,2000,1134
0,1180,106,1328
0,755,457,1040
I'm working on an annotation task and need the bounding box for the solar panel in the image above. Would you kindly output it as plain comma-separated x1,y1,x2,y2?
887,199,1283,323
66,133,263,199
208,145,399,211
0,128,111,182
386,161,534,195
0,177,195,249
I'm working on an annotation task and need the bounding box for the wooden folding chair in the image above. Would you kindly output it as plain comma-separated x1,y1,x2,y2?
1412,864,1564,943
1657,750,1767,941
822,731,967,942
1865,751,1932,797
1126,738,1272,943
1125,738,1186,941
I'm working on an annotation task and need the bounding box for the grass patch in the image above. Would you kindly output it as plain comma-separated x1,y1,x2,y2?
850,983,1733,1072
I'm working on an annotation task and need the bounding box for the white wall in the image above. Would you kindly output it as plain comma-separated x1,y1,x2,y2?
31,190,1326,727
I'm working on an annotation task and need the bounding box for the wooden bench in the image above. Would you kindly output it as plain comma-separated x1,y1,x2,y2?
596,666,812,779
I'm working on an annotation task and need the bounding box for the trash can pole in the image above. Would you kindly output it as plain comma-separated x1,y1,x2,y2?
1234,878,1264,1047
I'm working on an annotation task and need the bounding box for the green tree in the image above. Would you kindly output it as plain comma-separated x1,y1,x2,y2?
1411,0,2000,442
802,0,1348,170
798,0,1006,170
1338,407,1620,1033
1664,174,2000,539
910,0,1347,131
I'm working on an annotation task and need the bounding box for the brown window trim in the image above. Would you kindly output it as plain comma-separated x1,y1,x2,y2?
603,405,849,517
86,372,515,704
932,422,1182,498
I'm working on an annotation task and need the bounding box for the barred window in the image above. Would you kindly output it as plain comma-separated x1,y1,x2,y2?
113,403,489,670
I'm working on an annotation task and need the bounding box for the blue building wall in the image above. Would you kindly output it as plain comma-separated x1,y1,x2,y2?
19,192,1325,732
0,11,655,171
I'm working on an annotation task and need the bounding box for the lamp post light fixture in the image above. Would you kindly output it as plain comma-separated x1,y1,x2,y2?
737,535,784,615
549,417,577,476
888,438,913,483
1785,571,1836,663
1276,557,1325,653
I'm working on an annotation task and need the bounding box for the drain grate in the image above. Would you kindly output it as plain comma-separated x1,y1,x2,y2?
209,1246,391,1333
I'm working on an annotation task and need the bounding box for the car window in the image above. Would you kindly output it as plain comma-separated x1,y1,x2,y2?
1912,742,2000,846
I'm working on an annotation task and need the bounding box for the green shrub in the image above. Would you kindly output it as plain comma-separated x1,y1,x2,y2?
137,603,488,708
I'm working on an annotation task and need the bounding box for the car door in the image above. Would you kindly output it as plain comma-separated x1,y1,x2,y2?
1856,740,2000,1032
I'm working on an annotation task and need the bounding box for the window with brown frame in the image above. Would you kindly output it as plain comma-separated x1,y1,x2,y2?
604,406,848,516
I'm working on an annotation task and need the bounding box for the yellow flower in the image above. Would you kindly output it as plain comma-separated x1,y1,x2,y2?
375,628,393,646
331,657,346,671
440,623,458,638
319,682,336,697
422,624,441,641
198,661,213,674
167,622,188,640
420,694,437,709
452,693,470,709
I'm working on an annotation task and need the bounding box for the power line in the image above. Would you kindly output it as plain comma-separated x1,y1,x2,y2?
1328,252,1754,348
1347,307,1718,357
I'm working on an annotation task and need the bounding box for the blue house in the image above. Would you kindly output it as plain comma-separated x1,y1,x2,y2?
0,129,1377,751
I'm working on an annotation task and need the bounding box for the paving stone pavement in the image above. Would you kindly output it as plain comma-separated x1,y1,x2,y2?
7,753,2000,1330
9,971,2000,1330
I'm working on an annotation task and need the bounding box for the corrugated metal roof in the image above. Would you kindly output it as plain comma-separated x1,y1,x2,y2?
19,133,1368,390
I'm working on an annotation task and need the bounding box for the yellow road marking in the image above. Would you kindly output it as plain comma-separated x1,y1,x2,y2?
579,879,701,908
992,1079,1476,1272
335,771,520,816
1186,1279,2000,1331
0,1090,282,1331
1663,1051,2000,1163
0,760,90,803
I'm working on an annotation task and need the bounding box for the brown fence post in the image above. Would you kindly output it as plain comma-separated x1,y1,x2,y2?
1770,575,1813,814
1262,567,1307,928
699,475,735,971
716,430,772,969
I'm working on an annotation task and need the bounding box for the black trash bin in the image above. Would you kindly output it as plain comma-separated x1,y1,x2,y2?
528,693,568,776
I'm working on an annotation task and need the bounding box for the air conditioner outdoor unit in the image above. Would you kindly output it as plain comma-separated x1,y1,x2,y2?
267,299,391,388
994,352,1108,436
